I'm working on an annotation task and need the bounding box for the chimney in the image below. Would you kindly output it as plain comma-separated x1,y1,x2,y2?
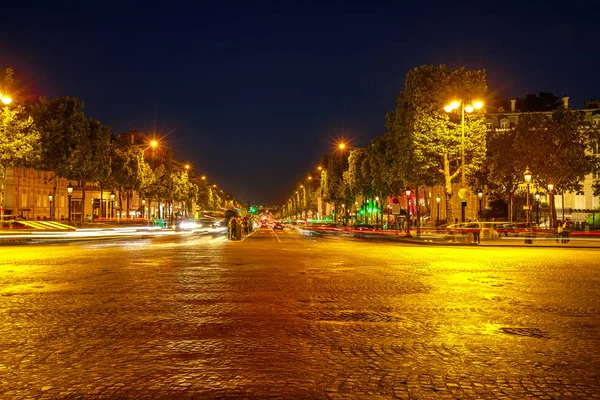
561,96,569,109
510,98,516,113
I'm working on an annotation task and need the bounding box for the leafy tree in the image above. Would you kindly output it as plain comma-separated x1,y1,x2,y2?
512,109,600,224
32,97,89,217
389,65,487,223
63,118,112,222
344,149,368,197
0,104,41,221
472,127,524,221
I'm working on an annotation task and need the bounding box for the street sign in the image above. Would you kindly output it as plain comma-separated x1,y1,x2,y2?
522,205,532,210
392,197,399,204
392,204,401,214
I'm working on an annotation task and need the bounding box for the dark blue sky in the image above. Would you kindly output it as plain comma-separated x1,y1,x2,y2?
2,2,598,205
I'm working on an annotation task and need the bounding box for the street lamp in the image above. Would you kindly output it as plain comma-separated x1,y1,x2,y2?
110,191,116,220
142,199,146,221
477,192,483,220
375,196,380,229
67,182,73,225
444,99,484,221
435,195,441,224
405,188,412,238
547,183,554,229
48,193,53,220
535,193,540,227
524,168,532,244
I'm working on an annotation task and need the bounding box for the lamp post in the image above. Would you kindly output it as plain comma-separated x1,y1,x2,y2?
375,196,380,229
48,193,53,220
405,188,412,238
142,199,146,222
67,182,73,224
444,99,483,221
535,193,540,227
435,196,441,225
547,183,554,229
524,168,532,244
477,192,483,220
110,191,116,221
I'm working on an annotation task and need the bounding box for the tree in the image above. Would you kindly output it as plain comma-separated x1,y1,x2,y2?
0,104,41,221
472,127,524,221
389,65,488,223
64,118,112,222
512,109,600,224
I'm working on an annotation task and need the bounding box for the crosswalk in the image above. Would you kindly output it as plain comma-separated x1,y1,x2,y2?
11,220,76,230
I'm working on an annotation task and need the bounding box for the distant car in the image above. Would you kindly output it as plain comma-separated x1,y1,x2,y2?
273,221,285,230
175,219,201,231
497,223,527,237
353,224,376,237
198,218,221,229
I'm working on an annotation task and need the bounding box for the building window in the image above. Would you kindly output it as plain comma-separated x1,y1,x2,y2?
21,190,27,208
500,119,510,129
593,196,599,209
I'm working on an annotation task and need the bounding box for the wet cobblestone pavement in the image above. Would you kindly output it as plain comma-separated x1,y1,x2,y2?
1,228,599,399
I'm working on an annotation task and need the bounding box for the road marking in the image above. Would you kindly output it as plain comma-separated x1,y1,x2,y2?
271,228,282,243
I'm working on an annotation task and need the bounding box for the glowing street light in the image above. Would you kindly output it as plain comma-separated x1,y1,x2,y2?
0,93,12,105
524,167,532,244
67,182,73,225
444,98,484,222
48,193,53,220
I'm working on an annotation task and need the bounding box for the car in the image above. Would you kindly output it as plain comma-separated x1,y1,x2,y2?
353,224,376,237
497,222,527,237
440,222,481,243
273,221,285,230
198,218,221,229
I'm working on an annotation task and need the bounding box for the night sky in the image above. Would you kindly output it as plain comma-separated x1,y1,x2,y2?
2,2,598,205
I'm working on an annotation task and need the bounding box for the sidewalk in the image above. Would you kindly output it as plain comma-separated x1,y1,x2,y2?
304,226,600,249
400,229,600,248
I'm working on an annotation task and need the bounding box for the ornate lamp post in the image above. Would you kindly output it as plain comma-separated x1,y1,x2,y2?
435,196,441,224
48,193,53,220
67,182,73,224
444,99,484,222
535,193,540,227
524,168,532,225
524,168,532,244
110,191,116,220
547,183,554,229
375,196,380,229
405,188,412,238
477,192,483,220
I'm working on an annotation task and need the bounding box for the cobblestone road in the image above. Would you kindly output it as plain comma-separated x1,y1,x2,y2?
1,227,599,399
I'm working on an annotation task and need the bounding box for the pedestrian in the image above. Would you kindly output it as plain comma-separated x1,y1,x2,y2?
556,220,563,243
235,217,243,240
228,217,236,240
241,217,248,237
472,220,481,245
562,220,570,244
